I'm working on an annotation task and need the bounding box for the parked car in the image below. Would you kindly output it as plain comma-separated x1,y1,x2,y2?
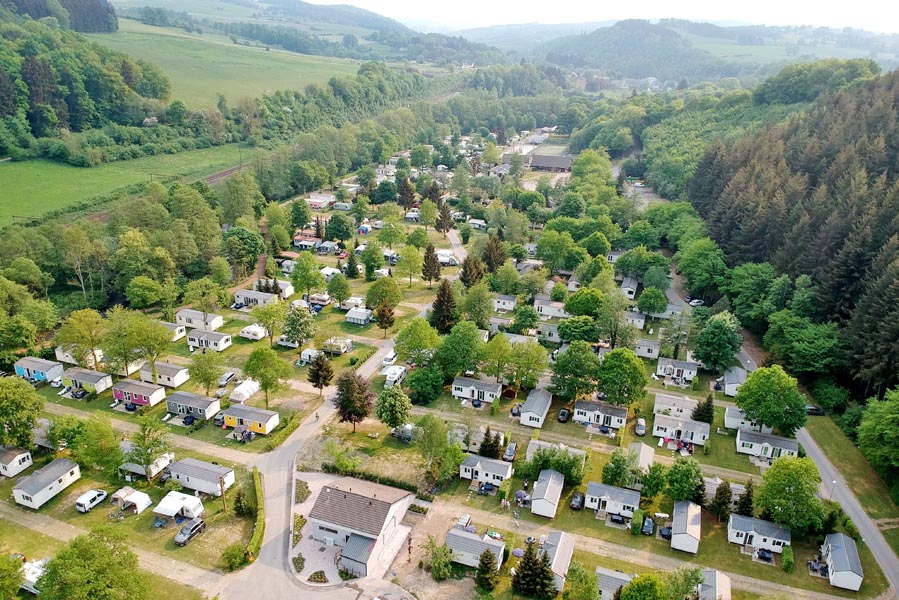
569,491,585,510
510,403,522,417
229,302,243,310
213,412,225,426
57,385,71,396
75,490,108,513
635,418,646,436
471,398,482,408
336,251,349,259
159,469,171,483
641,515,655,535
659,527,672,540
174,518,206,547
557,408,571,423
382,350,397,366
50,377,62,388
183,415,198,426
806,405,826,416
71,388,88,399
218,371,236,387
610,514,626,525
215,388,228,399
689,299,704,307
502,442,517,462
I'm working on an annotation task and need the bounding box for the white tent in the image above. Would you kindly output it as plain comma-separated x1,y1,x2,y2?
111,486,136,505
229,379,260,403
121,490,153,515
153,491,204,518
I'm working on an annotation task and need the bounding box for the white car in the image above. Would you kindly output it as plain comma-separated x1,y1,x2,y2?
50,377,63,388
75,489,108,513
689,299,704,307
382,350,397,366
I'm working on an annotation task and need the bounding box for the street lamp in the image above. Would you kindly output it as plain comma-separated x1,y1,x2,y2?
829,479,837,500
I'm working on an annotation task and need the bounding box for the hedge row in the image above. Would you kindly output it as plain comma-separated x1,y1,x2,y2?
245,467,265,561
321,463,418,493
265,413,300,451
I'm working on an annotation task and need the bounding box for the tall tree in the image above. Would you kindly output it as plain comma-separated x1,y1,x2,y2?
189,351,224,397
481,333,511,383
735,365,807,435
602,448,638,488
333,371,374,433
597,348,647,406
475,549,499,591
419,199,438,231
395,317,441,364
290,252,326,301
430,279,457,334
101,306,140,380
375,386,413,430
436,202,454,236
307,353,333,397
641,463,668,500
244,347,292,409
482,234,507,273
56,308,105,368
563,561,599,600
461,281,494,329
326,274,351,306
183,277,223,326
707,480,732,522
397,245,422,287
756,456,824,532
434,322,485,377
857,389,899,480
666,456,704,502
620,574,667,600
126,415,171,482
735,479,755,517
663,568,704,600
508,341,549,390
374,300,395,338
694,311,742,373
422,244,441,287
365,277,403,310
0,377,44,448
459,255,487,288
414,413,447,470
250,300,288,348
282,305,317,347
551,341,600,400
691,395,715,424
77,414,122,478
637,287,668,318
0,549,21,600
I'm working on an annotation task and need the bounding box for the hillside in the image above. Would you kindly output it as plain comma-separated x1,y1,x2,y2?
263,0,412,35
457,21,614,52
3,0,117,31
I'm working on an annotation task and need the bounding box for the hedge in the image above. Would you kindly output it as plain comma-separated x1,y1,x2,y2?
782,545,794,572
631,509,644,535
245,467,265,561
408,504,429,515
416,492,435,502
321,463,418,492
265,413,300,451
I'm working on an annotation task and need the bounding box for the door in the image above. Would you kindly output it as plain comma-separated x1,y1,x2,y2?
746,534,754,546
603,414,612,426
675,429,682,440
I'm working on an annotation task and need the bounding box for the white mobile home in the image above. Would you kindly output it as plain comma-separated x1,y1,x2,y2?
585,482,640,518
234,289,278,308
671,501,701,554
539,531,575,592
119,442,174,481
621,276,639,299
698,569,732,600
821,533,864,591
345,307,373,325
723,366,748,397
159,321,186,341
724,406,773,434
573,399,627,430
735,429,799,460
187,329,232,352
653,393,698,418
54,345,103,367
0,447,33,478
520,388,552,428
13,458,80,510
635,339,660,359
239,323,268,340
625,310,646,331
534,297,570,320
168,458,235,496
493,294,517,312
175,309,223,331
531,469,564,519
451,376,502,405
381,365,407,388
254,278,295,299
727,514,791,554
445,521,505,570
596,566,635,600
459,455,513,485
141,361,190,388
656,358,699,381
653,413,709,446
525,440,587,463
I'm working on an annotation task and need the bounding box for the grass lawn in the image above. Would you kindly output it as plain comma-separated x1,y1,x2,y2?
0,144,249,226
87,19,362,106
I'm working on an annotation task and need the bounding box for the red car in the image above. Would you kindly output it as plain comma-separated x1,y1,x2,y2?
336,251,349,259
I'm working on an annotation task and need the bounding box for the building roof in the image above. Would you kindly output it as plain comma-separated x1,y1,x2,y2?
150,361,188,377
177,309,221,321
309,477,412,537
534,298,567,310
452,376,502,394
169,457,233,482
724,406,746,421
621,276,639,290
341,533,376,564
187,329,230,342
63,367,109,383
461,454,510,477
346,307,373,320
736,429,799,453
14,357,60,371
167,391,217,410
159,321,183,331
595,566,634,598
654,413,711,436
14,458,77,496
445,527,505,564
728,514,791,542
503,332,538,345
223,404,278,422
533,469,564,505
628,443,655,470
654,393,698,413
0,447,29,463
658,357,700,370
703,476,745,499
495,294,517,303
521,388,552,417
575,399,629,419
699,569,732,600
540,531,574,578
113,379,163,395
637,339,660,350
824,533,863,577
529,154,573,170
525,440,586,462
673,501,701,539
724,366,748,385
586,482,641,506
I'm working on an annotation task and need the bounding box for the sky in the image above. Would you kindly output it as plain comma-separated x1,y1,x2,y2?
315,0,899,34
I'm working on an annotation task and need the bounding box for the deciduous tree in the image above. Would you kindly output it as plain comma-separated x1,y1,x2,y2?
126,415,171,482
735,365,806,435
666,456,704,502
0,377,44,448
244,347,292,409
375,386,412,430
333,371,374,433
620,574,667,600
641,463,668,500
481,333,511,383
508,341,549,390
434,321,485,377
374,300,395,338
290,252,326,300
56,308,105,368
365,277,402,309
408,365,444,405
415,413,447,469
461,281,494,329
551,341,600,400
326,273,351,306
250,300,288,348
637,287,668,318
597,348,646,406
397,245,422,287
694,311,742,373
757,456,824,532
563,561,599,600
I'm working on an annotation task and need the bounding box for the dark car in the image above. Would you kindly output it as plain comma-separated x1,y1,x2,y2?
183,414,197,426
569,491,585,510
71,388,88,399
806,405,826,416
659,527,672,541
610,514,626,525
558,409,571,423
471,398,482,408
641,515,655,536
173,517,206,547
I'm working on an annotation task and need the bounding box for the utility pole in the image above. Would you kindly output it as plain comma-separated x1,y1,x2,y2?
220,476,227,512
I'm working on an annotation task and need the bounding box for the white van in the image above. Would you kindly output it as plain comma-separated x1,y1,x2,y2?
75,489,108,513
382,350,397,366
218,371,236,387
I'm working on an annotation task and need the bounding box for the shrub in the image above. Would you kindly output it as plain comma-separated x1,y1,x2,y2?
293,514,307,547
292,554,305,572
320,463,418,492
703,439,712,456
349,357,359,366
782,546,794,573
631,509,644,535
813,380,850,414
245,467,266,561
308,570,329,583
408,504,428,515
416,492,435,502
234,484,258,517
844,518,861,541
339,569,358,581
222,543,247,571
295,479,310,503
266,413,300,451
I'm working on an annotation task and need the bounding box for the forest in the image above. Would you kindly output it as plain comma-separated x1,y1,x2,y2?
2,0,116,31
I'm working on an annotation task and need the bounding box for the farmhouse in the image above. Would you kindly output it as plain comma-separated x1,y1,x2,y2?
186,329,232,352
585,482,640,518
727,514,791,554
345,307,374,325
735,429,799,460
596,566,635,600
168,458,235,496
112,379,165,407
525,440,587,463
493,294,517,312
652,413,709,446
671,501,701,554
653,393,698,418
0,447,33,478
573,399,627,430
159,321,186,341
635,339,659,359
166,391,220,421
539,531,575,592
534,297,570,320
451,376,502,404
445,518,505,570
254,278,295,299
234,289,278,308
724,406,773,434
699,569,732,600
531,469,564,518
175,309,223,331
62,367,112,394
13,458,80,510
140,361,189,388
656,358,699,381
14,357,63,382
621,276,639,299
222,404,280,435
520,388,552,428
309,478,413,578
459,455,513,485
723,366,748,397
821,533,864,591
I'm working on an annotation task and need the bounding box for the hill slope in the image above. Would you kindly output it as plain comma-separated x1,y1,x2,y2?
457,21,614,52
246,0,411,34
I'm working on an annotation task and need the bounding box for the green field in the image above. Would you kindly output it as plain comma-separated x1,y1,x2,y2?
0,144,251,226
87,19,362,106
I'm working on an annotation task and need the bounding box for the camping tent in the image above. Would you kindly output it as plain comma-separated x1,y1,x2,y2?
111,486,136,505
229,379,260,403
112,488,153,514
153,491,204,519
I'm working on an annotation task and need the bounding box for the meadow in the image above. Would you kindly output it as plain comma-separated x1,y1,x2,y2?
87,19,362,106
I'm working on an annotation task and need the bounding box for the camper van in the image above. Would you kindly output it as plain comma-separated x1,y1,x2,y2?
383,365,407,388
436,252,459,266
322,338,354,355
277,335,300,349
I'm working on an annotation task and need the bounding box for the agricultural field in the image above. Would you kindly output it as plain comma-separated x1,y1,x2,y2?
0,144,249,226
86,19,362,106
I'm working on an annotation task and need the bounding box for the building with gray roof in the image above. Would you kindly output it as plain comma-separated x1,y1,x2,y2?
822,533,864,591
13,458,80,509
596,566,635,600
727,514,791,554
531,469,564,518
671,501,701,554
540,531,574,591
445,525,504,570
520,388,552,428
585,482,640,518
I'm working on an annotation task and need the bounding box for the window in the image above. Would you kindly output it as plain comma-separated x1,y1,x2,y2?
69,470,74,476
529,416,539,423
58,478,63,484
320,526,338,534
741,442,752,449
735,531,743,538
22,495,31,502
